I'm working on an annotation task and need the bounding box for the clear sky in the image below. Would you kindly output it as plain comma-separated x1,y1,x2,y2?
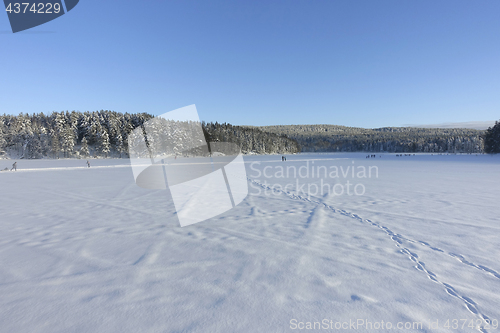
1,0,499,128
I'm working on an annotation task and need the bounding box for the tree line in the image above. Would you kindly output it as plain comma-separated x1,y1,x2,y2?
202,121,300,155
2,112,497,158
261,125,489,153
0,111,300,159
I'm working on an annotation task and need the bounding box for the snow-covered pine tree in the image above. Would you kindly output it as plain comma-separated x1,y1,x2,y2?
99,130,111,157
53,112,67,133
114,134,125,158
61,125,76,157
0,118,6,153
39,126,50,157
87,113,102,146
50,129,61,158
80,137,90,157
79,112,91,142
69,111,80,140
25,132,42,159
17,114,34,158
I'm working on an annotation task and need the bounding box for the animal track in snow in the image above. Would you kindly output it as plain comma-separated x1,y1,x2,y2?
248,177,497,332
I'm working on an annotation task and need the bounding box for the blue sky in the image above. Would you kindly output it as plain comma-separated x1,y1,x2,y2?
1,0,499,128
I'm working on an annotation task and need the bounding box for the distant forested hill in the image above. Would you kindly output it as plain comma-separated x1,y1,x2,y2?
0,111,300,159
260,125,485,153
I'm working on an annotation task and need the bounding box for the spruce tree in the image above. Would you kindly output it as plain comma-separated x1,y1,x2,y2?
26,133,42,159
80,137,90,157
50,129,61,158
61,125,76,157
0,120,6,153
114,134,125,158
100,130,111,157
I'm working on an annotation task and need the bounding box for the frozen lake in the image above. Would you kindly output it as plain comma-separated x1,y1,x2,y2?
0,153,499,332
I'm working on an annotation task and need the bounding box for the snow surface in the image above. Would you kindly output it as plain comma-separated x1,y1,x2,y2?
0,153,499,333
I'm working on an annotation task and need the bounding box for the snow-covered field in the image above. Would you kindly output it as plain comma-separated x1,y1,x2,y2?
0,153,499,333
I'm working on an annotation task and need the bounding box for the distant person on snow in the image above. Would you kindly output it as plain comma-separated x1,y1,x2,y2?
11,162,17,171
87,160,90,168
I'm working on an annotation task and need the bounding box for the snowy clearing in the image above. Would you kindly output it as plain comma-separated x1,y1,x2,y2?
0,153,499,333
